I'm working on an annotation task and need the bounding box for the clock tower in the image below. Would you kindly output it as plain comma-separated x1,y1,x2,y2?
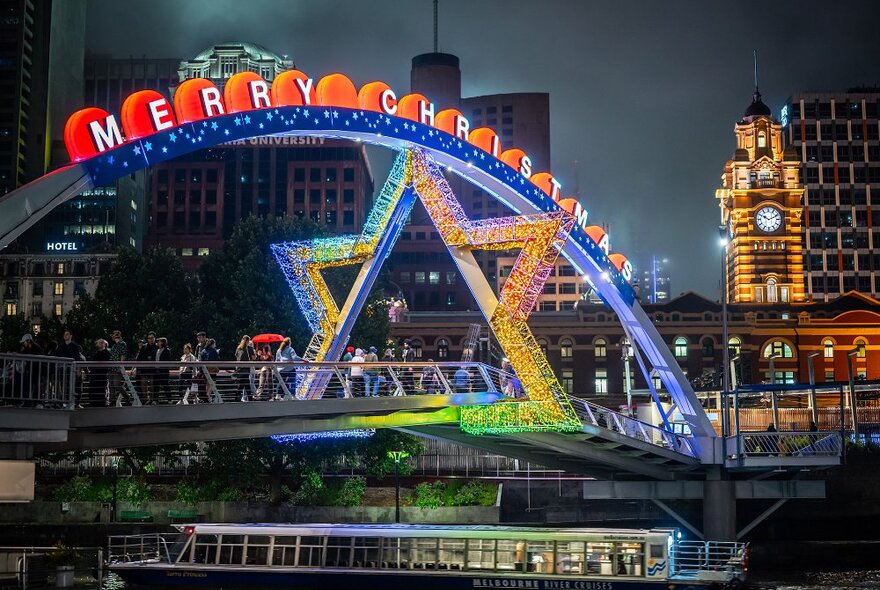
716,88,805,304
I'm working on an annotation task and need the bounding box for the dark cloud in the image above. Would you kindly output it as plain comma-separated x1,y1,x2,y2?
86,0,880,296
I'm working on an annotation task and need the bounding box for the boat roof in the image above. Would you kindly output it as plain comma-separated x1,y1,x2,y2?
178,523,668,541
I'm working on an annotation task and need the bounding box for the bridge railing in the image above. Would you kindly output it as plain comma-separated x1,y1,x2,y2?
568,397,699,458
725,431,843,461
0,353,508,407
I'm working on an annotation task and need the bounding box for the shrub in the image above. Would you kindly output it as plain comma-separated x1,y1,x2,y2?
118,477,151,508
335,476,366,507
53,476,94,502
293,471,325,506
45,543,81,568
414,481,445,509
452,481,497,506
174,481,202,507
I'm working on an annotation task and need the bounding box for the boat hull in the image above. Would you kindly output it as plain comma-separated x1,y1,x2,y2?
111,564,726,590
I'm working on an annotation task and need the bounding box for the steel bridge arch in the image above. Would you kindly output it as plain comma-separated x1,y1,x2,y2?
0,104,715,440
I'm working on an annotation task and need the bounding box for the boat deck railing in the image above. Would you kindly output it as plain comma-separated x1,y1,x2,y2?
670,540,747,579
108,533,176,565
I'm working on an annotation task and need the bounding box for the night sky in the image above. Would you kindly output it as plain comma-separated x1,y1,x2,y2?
85,0,880,297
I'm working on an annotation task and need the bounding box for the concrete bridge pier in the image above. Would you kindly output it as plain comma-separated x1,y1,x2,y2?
703,467,736,541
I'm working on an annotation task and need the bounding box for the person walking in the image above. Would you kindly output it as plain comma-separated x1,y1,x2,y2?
275,337,300,399
199,338,220,402
350,348,365,396
363,346,380,397
177,343,198,404
89,339,111,407
155,337,173,404
108,330,128,405
235,335,256,402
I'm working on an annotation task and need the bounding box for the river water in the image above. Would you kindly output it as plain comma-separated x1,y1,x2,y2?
751,569,880,589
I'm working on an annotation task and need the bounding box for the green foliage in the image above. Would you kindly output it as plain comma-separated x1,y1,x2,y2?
45,543,81,567
846,439,880,464
348,296,392,353
197,214,325,356
174,481,202,507
360,431,425,479
335,476,367,507
0,312,30,352
292,471,325,506
118,445,191,482
414,481,445,509
54,476,96,502
117,477,152,507
64,247,193,345
452,480,498,506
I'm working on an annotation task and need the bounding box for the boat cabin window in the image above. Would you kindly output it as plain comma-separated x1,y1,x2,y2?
526,541,554,573
325,536,352,567
245,535,271,566
467,539,496,570
271,536,297,566
650,544,665,559
298,536,324,567
193,534,218,564
410,537,439,568
352,537,380,567
556,541,585,574
380,537,407,568
218,535,244,565
438,539,466,570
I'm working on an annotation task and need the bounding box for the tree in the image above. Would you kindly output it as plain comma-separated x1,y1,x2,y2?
348,296,392,353
64,247,194,349
196,215,326,356
0,312,29,352
117,444,194,483
358,430,425,478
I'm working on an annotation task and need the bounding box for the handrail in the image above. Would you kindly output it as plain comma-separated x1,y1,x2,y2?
670,540,747,576
726,431,842,459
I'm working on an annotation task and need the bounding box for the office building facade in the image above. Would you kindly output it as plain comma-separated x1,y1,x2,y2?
780,90,880,301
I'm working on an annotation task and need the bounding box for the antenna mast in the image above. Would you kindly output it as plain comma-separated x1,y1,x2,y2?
433,0,439,53
753,49,758,91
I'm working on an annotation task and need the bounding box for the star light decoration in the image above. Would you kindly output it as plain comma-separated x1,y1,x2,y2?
271,151,413,398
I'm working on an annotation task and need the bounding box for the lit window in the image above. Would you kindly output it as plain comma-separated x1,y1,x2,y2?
57,263,65,275
436,338,449,359
780,287,790,303
594,368,608,394
562,369,573,394
762,340,794,359
823,339,834,359
538,339,548,356
429,272,440,285
855,338,867,358
400,272,411,284
54,282,64,296
197,248,210,256
415,272,425,284
445,271,456,285
674,337,688,358
594,338,607,359
758,131,767,147
824,370,834,382
728,337,742,357
54,303,63,317
5,302,16,316
560,338,573,359
766,278,778,303
651,373,662,391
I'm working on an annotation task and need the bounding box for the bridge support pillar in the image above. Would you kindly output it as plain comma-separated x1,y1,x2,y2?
703,467,736,541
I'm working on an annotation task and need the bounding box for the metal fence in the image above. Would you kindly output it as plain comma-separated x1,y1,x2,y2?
0,546,103,589
726,431,842,459
569,398,699,458
107,534,176,564
670,540,747,577
0,354,510,408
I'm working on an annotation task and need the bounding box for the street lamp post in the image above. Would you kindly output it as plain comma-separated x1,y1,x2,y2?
387,450,410,523
768,353,782,429
622,340,633,414
846,349,860,441
719,233,730,437
807,351,821,425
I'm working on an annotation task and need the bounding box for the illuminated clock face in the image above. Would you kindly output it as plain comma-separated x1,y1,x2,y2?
755,206,782,233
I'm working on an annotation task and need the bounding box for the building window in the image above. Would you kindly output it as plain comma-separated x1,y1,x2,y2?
594,368,608,395
399,272,411,284
674,337,688,358
823,339,834,359
445,271,456,285
769,371,796,385
825,370,835,382
56,263,65,275
701,338,715,357
780,286,790,303
766,278,778,303
429,272,440,285
594,338,607,359
560,338,573,359
436,338,449,360
561,369,574,394
411,340,423,360
54,282,64,296
415,272,425,284
538,339,548,356
855,338,867,358
728,337,742,357
54,303,63,317
762,340,794,359
652,373,663,391
757,131,767,148
5,302,16,316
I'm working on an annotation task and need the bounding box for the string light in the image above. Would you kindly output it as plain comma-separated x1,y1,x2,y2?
271,429,375,443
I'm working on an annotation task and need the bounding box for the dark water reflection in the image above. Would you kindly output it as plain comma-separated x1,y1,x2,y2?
752,569,880,590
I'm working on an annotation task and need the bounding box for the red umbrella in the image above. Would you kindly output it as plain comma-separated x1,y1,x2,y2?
251,333,285,344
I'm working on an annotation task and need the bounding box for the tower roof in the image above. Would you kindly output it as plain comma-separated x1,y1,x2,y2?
744,89,771,119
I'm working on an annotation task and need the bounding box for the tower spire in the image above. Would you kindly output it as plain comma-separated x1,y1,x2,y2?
433,0,438,53
753,49,759,92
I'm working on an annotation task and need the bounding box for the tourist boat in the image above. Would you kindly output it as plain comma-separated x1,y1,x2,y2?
107,523,747,589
